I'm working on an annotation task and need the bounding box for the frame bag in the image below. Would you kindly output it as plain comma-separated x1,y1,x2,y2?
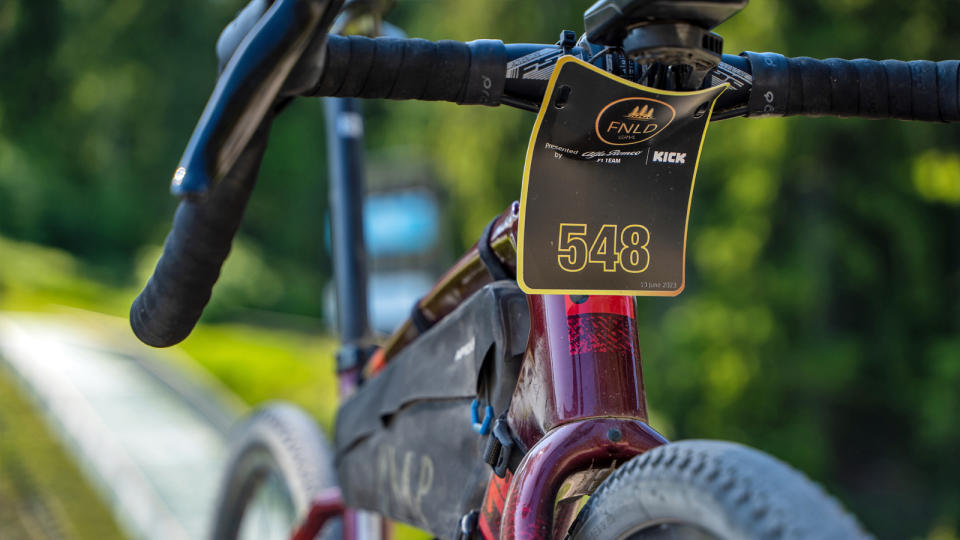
334,281,529,535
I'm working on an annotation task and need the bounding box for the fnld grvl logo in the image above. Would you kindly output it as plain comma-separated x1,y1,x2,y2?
595,97,676,146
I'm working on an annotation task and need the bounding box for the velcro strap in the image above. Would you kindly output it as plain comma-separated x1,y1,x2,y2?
479,216,513,281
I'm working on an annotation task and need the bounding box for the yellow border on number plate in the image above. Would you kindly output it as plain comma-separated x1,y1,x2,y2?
516,55,728,297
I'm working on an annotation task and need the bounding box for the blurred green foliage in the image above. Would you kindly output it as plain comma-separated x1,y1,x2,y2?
1,0,959,539
0,236,131,313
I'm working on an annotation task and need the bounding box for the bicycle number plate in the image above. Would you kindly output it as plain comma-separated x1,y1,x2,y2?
517,56,727,296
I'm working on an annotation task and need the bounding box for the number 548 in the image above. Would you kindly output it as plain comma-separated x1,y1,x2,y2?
557,223,650,273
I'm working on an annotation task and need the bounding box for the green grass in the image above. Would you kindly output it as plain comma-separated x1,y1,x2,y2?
178,322,340,432
0,236,132,316
0,237,341,433
0,367,126,539
0,236,342,430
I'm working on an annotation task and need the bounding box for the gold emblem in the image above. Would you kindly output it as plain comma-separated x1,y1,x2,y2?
624,105,655,120
596,97,676,146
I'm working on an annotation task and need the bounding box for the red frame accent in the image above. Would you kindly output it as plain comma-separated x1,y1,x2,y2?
564,294,635,317
292,488,344,540
478,471,513,538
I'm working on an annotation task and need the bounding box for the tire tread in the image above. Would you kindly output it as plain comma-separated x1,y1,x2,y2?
569,440,871,540
209,402,337,540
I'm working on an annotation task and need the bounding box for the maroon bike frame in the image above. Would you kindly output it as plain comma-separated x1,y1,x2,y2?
479,294,667,539
293,206,668,540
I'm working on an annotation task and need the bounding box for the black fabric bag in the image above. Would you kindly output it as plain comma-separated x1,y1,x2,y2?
335,281,529,536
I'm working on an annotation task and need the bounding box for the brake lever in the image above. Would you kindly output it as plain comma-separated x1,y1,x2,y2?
172,0,341,197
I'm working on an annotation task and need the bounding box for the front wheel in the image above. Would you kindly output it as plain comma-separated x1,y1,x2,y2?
568,440,870,540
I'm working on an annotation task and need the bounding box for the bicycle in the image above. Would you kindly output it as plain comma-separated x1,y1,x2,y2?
127,0,960,538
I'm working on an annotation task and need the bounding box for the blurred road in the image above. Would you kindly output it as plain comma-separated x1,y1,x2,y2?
0,310,246,540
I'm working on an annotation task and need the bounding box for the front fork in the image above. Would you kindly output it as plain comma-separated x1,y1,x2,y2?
478,418,666,539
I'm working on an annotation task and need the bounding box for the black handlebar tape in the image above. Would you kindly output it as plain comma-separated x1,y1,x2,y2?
130,118,272,348
308,35,507,106
743,52,960,122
